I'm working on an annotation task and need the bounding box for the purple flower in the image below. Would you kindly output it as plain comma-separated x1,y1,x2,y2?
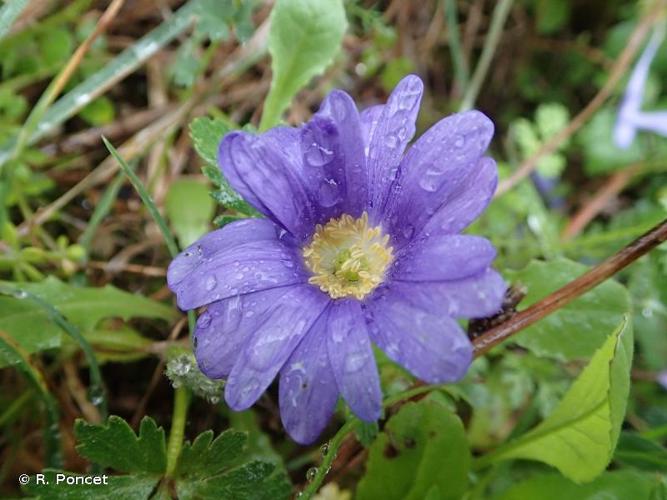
659,371,667,391
168,75,506,444
614,26,667,149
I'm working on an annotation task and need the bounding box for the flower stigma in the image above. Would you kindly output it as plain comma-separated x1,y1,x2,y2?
303,212,394,300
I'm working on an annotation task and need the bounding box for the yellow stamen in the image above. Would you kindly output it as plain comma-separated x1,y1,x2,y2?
303,212,394,300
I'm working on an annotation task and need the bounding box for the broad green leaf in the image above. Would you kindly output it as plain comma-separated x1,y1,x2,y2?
22,470,159,500
508,258,631,360
75,416,167,474
0,277,176,366
175,429,291,499
357,395,470,500
614,432,667,473
483,318,633,482
165,178,215,247
260,0,347,129
498,470,661,500
628,254,667,371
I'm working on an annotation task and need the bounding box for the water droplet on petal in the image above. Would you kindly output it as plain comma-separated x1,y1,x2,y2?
205,275,217,291
305,142,334,167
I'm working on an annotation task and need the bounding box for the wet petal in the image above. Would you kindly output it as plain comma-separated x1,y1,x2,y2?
167,218,287,288
360,104,384,148
224,286,329,411
421,156,498,236
367,75,423,219
279,308,339,444
170,238,308,311
383,111,494,246
377,268,506,319
218,128,319,241
327,299,381,421
392,234,496,282
308,90,369,216
194,286,307,379
365,297,473,383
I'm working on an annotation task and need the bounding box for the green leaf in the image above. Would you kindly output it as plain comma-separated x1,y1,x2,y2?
75,416,167,474
175,429,291,499
79,96,116,126
507,258,631,360
0,277,176,366
614,432,667,473
165,178,215,247
260,0,347,130
177,429,247,477
357,395,470,500
189,116,231,167
482,318,633,483
535,0,570,35
188,116,258,215
498,470,661,500
22,470,159,500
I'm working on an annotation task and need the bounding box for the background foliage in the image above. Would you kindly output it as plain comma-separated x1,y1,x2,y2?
0,0,666,498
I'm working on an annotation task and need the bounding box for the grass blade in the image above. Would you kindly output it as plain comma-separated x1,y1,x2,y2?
0,330,62,468
0,0,29,41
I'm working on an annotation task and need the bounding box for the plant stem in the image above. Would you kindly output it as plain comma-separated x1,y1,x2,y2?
165,386,190,478
300,420,356,499
443,0,469,94
459,0,513,111
473,218,667,356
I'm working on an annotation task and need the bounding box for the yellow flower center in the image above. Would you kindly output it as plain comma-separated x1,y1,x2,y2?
303,212,394,300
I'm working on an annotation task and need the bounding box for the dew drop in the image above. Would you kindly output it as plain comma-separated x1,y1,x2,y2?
305,142,334,167
306,467,318,482
205,275,217,291
318,179,340,207
320,443,330,456
384,134,398,148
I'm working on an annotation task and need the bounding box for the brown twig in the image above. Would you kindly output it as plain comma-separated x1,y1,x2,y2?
562,164,642,240
473,218,667,356
495,1,665,197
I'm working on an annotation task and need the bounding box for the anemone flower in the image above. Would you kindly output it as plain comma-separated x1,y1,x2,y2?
168,75,506,444
614,25,667,149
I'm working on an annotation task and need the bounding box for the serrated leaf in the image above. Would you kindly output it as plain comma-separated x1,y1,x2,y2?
22,470,159,500
177,460,290,500
165,178,215,247
0,277,176,367
507,258,631,360
357,395,470,500
260,0,347,129
74,416,167,474
189,116,231,168
485,318,633,482
176,428,290,499
177,429,247,477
